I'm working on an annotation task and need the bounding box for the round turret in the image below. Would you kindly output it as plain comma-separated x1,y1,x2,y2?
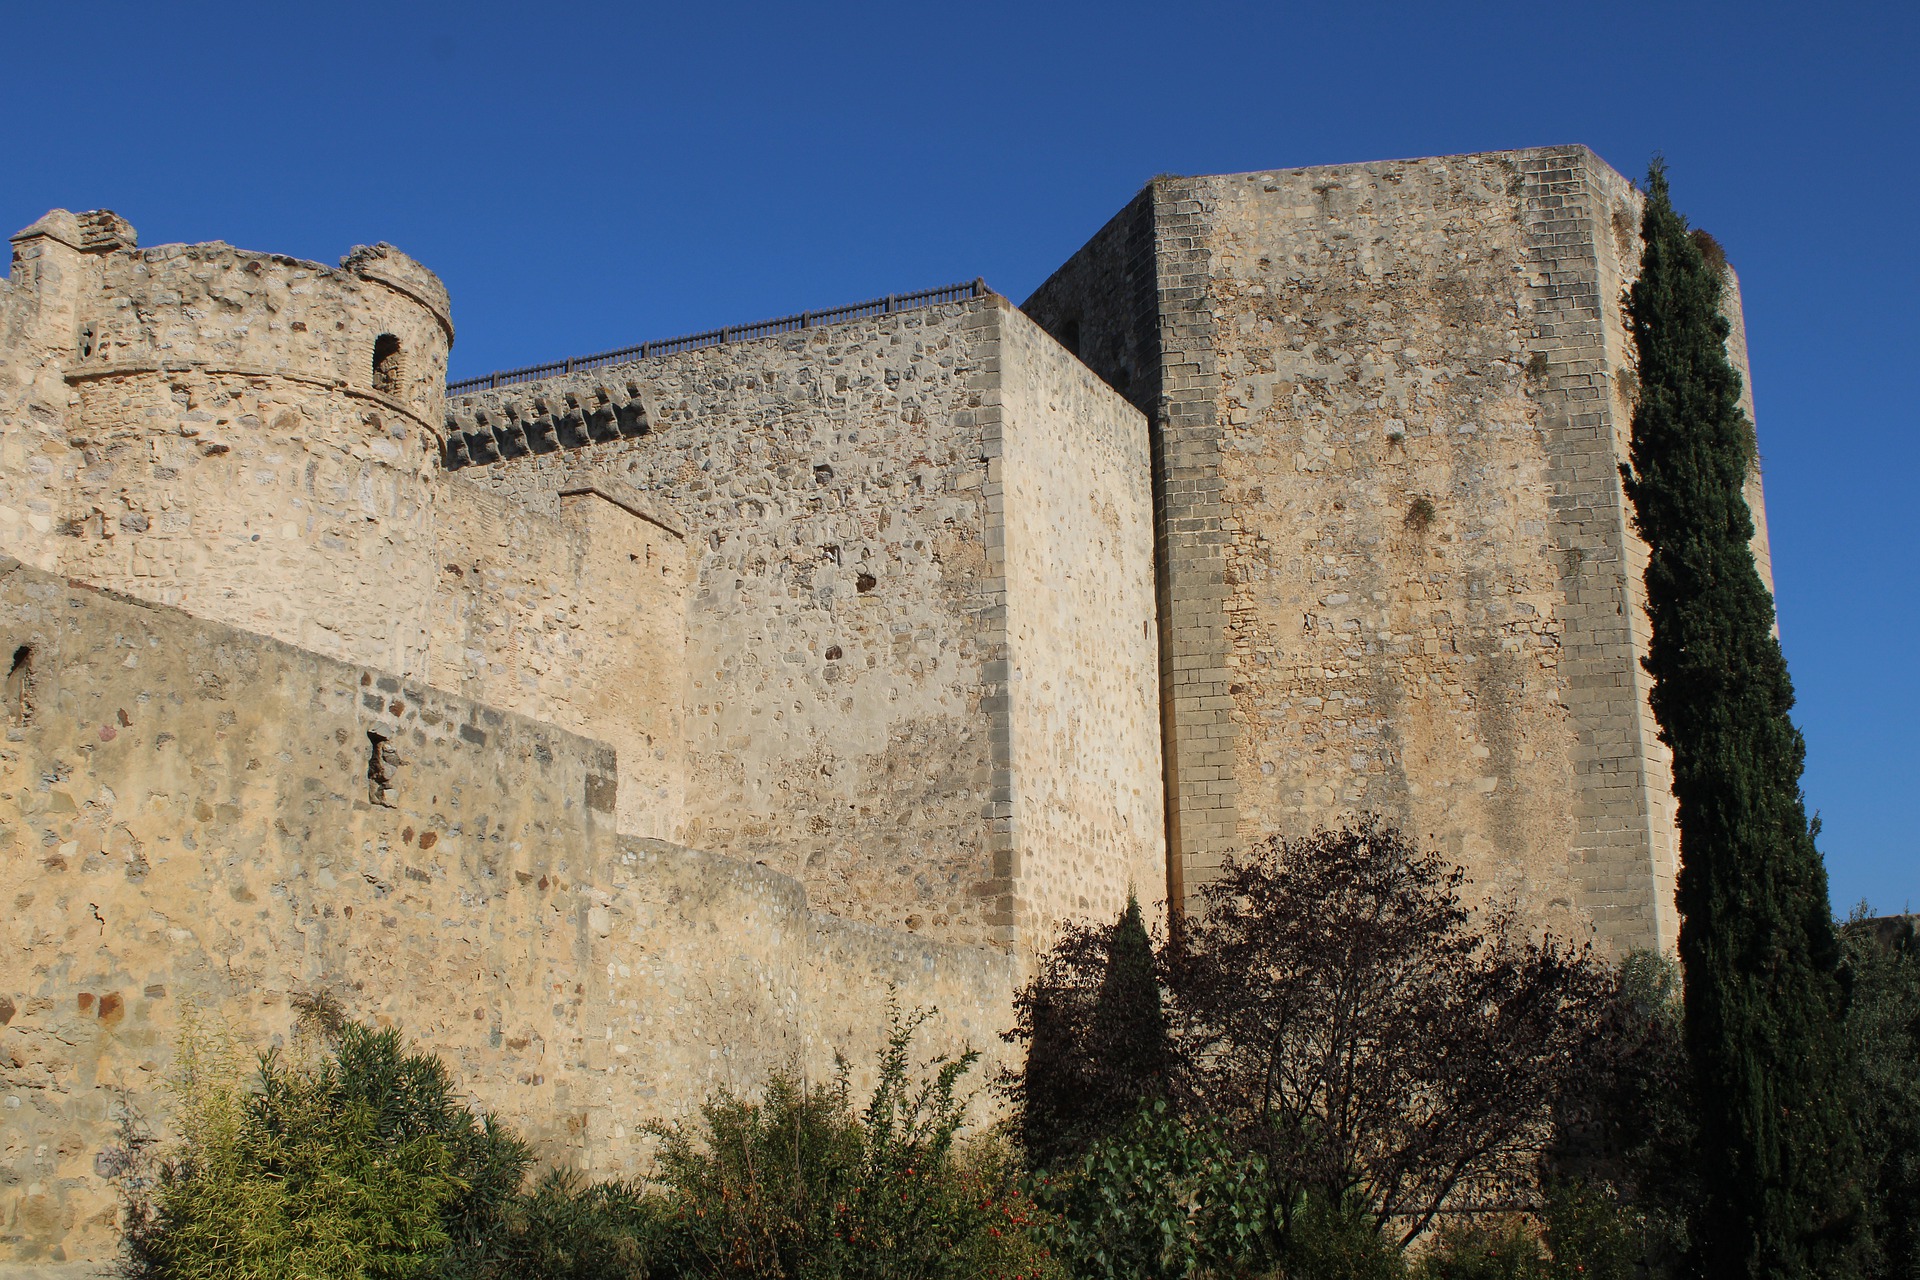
10,211,459,677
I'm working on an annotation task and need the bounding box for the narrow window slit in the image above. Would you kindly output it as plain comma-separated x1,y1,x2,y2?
7,645,31,726
367,730,401,806
371,334,403,395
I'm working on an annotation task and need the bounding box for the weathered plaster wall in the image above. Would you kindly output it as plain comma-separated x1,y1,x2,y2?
454,298,1161,951
998,309,1164,933
0,562,1014,1267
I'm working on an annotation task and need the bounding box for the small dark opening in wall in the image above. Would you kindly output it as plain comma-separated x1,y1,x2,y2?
7,645,31,726
371,334,403,395
1059,317,1082,357
367,730,400,806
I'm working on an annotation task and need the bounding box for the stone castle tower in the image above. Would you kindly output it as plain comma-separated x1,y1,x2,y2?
1027,146,1770,954
0,144,1773,1267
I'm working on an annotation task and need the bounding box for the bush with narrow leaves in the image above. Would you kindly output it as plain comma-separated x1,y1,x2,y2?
119,1004,520,1280
650,1006,1058,1280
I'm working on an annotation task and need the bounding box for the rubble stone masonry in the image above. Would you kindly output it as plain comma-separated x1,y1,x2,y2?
1,143,1781,1270
1027,145,1774,953
451,297,1161,949
0,560,1013,1265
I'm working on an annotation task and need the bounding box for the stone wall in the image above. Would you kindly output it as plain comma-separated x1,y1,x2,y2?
452,297,1161,950
0,561,1015,1267
1198,151,1596,937
998,311,1164,932
429,477,688,838
0,219,454,679
1026,146,1779,952
0,216,690,841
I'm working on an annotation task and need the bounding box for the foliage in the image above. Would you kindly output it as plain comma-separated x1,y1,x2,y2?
1622,158,1862,1277
1005,894,1171,1170
121,1002,509,1280
453,1170,662,1280
1544,952,1694,1272
1841,909,1920,1278
1276,1194,1407,1280
1031,1100,1282,1279
1538,1181,1642,1280
1165,820,1611,1246
1411,1219,1550,1280
117,1000,1056,1280
651,1004,1057,1280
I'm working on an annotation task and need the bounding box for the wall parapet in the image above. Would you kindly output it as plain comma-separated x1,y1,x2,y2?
447,279,990,394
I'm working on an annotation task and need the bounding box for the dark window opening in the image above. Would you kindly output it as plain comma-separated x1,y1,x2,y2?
371,334,403,395
1059,318,1082,357
6,645,30,726
367,730,401,806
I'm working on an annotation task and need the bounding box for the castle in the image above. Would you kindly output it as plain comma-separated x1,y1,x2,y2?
0,144,1774,1267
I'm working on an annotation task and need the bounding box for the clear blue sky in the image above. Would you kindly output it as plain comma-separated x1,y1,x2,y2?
6,1,1911,914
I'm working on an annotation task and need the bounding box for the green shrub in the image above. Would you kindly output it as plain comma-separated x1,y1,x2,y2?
1537,1180,1644,1280
124,1005,498,1280
1276,1194,1406,1280
1033,1100,1280,1279
651,1005,1057,1280
118,1000,657,1280
1411,1219,1550,1280
1841,908,1920,1278
453,1169,662,1280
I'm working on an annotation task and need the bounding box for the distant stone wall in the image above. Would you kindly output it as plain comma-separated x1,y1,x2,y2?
0,561,1015,1267
457,299,1009,941
454,297,1161,951
429,477,688,838
1195,151,1595,936
1024,181,1228,909
0,218,689,841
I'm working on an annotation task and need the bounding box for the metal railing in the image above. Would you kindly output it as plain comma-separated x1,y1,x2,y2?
447,279,989,396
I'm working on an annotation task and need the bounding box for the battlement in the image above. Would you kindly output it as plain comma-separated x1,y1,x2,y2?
10,212,452,421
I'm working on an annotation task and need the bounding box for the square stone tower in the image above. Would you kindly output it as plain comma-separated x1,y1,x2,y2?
1027,145,1773,953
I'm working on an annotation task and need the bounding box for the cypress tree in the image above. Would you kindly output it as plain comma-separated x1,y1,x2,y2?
1014,893,1170,1167
1088,893,1172,1108
1621,160,1860,1277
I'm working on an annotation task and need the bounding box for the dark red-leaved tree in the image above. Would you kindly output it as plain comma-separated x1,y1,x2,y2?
1165,820,1609,1245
